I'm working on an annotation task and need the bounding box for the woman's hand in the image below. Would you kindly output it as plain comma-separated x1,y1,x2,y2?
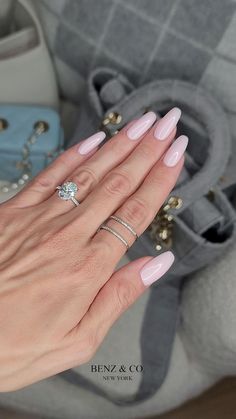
0,108,187,391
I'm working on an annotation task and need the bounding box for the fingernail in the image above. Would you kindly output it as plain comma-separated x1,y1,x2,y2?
154,107,181,141
127,111,156,140
164,135,188,167
78,131,106,155
140,251,175,287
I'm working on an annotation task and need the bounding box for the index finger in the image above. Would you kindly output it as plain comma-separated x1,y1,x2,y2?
8,131,106,208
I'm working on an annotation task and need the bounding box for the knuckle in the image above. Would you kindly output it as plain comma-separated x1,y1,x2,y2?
121,197,148,227
150,167,172,188
59,152,71,167
153,177,166,191
165,166,180,185
104,171,131,197
147,173,168,196
109,134,125,154
30,174,56,192
137,143,154,160
115,280,137,312
72,167,98,192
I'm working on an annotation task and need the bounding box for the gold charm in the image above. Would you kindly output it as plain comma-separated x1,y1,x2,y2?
102,112,122,126
0,118,8,131
148,196,183,251
101,112,122,136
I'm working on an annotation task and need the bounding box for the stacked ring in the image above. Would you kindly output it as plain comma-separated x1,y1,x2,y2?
56,181,138,249
98,215,138,250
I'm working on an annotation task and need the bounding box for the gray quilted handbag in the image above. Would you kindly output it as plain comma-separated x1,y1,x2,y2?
63,68,236,404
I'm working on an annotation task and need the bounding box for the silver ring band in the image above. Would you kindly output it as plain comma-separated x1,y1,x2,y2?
99,225,129,249
70,196,80,207
109,215,138,239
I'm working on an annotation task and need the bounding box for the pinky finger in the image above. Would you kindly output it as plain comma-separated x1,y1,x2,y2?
71,252,174,351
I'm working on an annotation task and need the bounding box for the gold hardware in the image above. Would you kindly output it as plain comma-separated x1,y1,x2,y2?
101,112,122,137
102,118,110,126
148,196,183,252
102,112,122,127
168,196,183,209
34,121,49,133
0,118,8,131
207,189,215,202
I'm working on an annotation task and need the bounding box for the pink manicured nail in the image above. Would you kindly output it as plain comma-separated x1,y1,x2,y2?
127,111,156,140
140,251,175,287
78,131,106,155
154,107,181,140
164,135,188,167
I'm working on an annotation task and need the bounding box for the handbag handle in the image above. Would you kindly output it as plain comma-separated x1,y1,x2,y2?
88,70,231,213
16,0,44,43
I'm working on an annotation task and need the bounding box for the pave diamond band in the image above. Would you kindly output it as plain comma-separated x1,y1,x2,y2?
56,181,138,251
99,225,130,249
98,215,138,250
56,181,80,206
109,215,138,239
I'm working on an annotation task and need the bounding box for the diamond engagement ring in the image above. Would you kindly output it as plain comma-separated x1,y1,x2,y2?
56,181,80,206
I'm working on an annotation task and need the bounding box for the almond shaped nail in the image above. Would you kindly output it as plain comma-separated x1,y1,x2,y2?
78,131,106,155
140,251,175,287
154,107,181,141
164,135,188,167
127,111,156,140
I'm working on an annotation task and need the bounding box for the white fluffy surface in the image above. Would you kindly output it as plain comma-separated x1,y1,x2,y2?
181,244,236,376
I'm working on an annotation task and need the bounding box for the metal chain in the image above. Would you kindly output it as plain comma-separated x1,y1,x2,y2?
1,121,48,194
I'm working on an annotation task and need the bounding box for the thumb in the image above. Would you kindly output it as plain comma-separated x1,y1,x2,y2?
78,251,174,348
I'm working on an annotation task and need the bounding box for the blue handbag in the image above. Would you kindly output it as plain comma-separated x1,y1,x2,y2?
0,105,64,196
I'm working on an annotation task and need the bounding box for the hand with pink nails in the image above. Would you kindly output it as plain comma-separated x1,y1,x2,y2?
0,108,187,392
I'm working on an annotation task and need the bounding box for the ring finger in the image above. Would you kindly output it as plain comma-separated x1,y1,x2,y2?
94,135,188,266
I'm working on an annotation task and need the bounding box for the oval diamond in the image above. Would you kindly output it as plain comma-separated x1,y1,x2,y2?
58,182,78,200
